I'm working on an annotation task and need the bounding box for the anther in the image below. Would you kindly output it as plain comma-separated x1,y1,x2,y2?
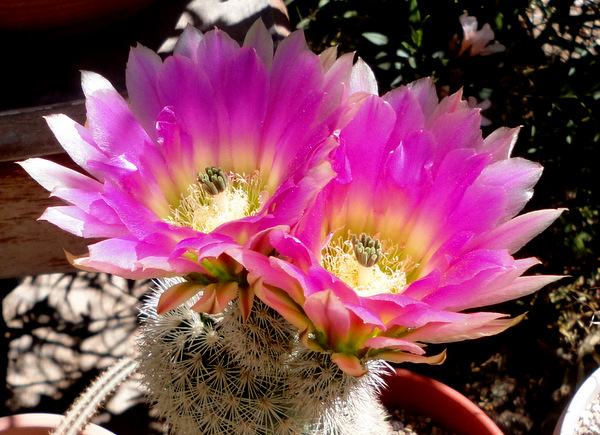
352,233,382,267
197,167,228,195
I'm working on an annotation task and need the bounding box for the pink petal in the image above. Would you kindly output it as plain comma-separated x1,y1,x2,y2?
349,58,378,95
40,206,126,238
385,130,435,195
156,55,216,170
100,182,165,241
481,126,519,161
260,30,327,184
193,28,240,81
245,228,315,272
44,114,107,177
402,270,441,300
344,302,385,329
476,158,543,220
471,208,565,254
243,19,274,70
404,312,520,344
430,99,483,155
331,353,367,377
254,279,310,331
363,294,465,328
172,235,240,262
375,350,446,365
439,158,543,239
154,107,196,194
328,95,396,232
304,290,351,345
318,46,338,72
18,158,102,202
173,24,204,58
190,282,239,314
401,149,490,261
83,72,178,213
126,43,164,138
72,237,176,279
363,336,425,355
383,86,426,144
157,281,206,314
237,285,256,324
321,52,355,118
211,46,268,173
422,253,545,311
488,274,564,303
406,77,439,120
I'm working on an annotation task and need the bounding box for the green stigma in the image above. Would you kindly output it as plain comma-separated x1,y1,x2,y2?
197,167,228,195
352,233,382,268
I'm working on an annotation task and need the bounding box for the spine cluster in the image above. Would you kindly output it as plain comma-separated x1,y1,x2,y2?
137,279,393,434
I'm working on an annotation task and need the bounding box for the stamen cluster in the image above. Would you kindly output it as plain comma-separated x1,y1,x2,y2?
198,166,229,196
352,233,382,267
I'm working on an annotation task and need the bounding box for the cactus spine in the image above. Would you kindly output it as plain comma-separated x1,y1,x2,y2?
137,278,393,434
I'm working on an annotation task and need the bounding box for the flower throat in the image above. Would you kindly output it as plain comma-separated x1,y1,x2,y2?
322,232,418,297
165,166,264,233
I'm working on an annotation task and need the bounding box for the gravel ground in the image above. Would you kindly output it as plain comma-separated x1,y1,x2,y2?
388,409,455,435
575,394,600,434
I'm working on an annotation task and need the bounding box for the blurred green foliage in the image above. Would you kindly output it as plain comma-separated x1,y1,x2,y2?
287,0,600,280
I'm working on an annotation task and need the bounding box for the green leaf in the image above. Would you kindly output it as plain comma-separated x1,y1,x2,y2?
410,27,423,48
408,0,421,23
397,48,411,58
363,32,389,46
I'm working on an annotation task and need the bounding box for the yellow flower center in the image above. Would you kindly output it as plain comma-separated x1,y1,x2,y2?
165,169,266,233
322,232,418,297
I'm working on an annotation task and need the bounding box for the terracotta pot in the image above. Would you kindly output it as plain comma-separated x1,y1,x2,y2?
0,413,116,435
554,366,600,435
380,368,503,435
0,0,154,31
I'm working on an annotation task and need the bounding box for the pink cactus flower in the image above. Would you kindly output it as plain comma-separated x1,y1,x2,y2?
20,18,560,377
19,21,365,318
257,77,562,375
459,15,506,56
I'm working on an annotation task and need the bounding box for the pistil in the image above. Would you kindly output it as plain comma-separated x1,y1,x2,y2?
352,233,382,288
198,167,230,212
322,232,413,295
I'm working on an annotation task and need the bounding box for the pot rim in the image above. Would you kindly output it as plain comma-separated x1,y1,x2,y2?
554,365,600,435
380,368,503,435
0,413,116,434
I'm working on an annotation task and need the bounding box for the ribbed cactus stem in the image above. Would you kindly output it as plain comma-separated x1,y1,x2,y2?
137,278,393,434
52,355,138,435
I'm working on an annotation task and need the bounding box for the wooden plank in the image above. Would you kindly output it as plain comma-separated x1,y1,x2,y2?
0,100,86,162
0,153,94,279
0,100,90,278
